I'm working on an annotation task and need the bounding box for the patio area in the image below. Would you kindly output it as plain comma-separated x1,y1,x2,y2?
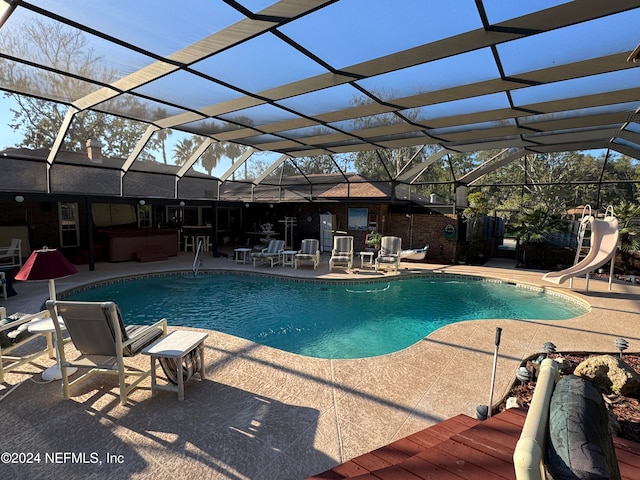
1,252,639,479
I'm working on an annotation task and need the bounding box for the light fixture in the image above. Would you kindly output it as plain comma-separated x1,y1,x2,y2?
615,338,629,359
543,341,556,357
179,201,185,207
14,195,24,203
244,203,250,208
139,200,145,206
269,204,274,209
516,366,532,385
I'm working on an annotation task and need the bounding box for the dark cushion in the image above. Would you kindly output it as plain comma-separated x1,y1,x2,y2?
545,374,621,480
0,314,34,349
124,325,164,356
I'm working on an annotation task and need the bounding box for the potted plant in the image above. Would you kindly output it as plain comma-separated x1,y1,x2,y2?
366,231,382,250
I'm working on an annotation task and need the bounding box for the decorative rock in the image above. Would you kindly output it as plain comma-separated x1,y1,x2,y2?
505,396,520,409
574,355,640,396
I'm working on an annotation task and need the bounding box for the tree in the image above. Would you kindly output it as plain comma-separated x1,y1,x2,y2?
462,191,491,264
155,109,174,164
510,205,565,268
613,201,640,274
0,19,160,159
173,138,196,166
173,136,247,176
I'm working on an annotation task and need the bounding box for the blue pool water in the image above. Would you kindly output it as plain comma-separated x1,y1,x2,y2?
67,273,588,359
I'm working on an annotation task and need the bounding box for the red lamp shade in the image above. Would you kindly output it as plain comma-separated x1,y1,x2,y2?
15,247,78,302
15,247,78,281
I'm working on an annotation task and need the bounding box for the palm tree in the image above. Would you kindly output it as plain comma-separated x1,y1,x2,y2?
156,127,173,164
510,205,564,268
173,138,195,166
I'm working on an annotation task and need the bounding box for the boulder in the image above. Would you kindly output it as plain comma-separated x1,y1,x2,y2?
574,355,640,396
505,396,520,409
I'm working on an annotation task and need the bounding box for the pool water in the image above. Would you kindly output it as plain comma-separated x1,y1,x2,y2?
67,273,589,359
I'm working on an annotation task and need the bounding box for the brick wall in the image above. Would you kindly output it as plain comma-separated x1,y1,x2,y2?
385,211,460,262
291,205,461,262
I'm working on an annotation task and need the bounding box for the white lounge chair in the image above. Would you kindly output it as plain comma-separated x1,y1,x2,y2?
46,300,167,405
329,236,354,272
251,239,285,268
375,236,402,272
0,307,55,383
0,238,22,268
295,239,320,270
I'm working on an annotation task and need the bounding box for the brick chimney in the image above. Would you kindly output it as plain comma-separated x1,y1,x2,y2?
86,138,103,163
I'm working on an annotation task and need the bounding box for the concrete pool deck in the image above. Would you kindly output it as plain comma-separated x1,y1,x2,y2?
1,251,639,479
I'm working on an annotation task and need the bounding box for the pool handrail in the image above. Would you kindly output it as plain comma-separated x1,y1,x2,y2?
513,358,560,480
192,239,203,276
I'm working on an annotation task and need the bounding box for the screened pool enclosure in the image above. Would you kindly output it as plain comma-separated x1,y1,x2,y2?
0,1,639,207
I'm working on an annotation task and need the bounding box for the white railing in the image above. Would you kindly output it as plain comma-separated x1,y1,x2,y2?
513,358,560,480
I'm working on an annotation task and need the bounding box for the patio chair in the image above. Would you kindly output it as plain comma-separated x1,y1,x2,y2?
0,238,22,268
0,307,55,383
45,300,167,405
329,236,354,272
295,239,321,270
251,239,285,268
375,236,402,272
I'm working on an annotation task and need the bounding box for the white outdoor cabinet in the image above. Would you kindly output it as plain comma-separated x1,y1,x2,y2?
320,214,336,252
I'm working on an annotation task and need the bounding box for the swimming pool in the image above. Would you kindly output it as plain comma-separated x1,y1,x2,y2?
66,272,589,359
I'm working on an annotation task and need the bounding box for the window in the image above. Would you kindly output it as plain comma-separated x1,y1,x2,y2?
59,202,79,247
138,204,152,228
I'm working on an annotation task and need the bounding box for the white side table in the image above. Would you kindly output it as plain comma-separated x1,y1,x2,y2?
28,316,77,381
360,251,375,269
234,247,252,264
281,250,297,268
142,330,207,401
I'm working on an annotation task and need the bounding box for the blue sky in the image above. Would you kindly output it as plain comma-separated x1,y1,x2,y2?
0,94,20,149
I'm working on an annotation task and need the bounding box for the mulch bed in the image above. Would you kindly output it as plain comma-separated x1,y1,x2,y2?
499,353,640,443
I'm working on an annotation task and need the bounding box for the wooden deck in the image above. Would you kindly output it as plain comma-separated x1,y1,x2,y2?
308,408,640,480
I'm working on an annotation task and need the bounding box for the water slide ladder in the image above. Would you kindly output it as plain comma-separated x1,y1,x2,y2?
569,205,616,291
192,238,204,276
